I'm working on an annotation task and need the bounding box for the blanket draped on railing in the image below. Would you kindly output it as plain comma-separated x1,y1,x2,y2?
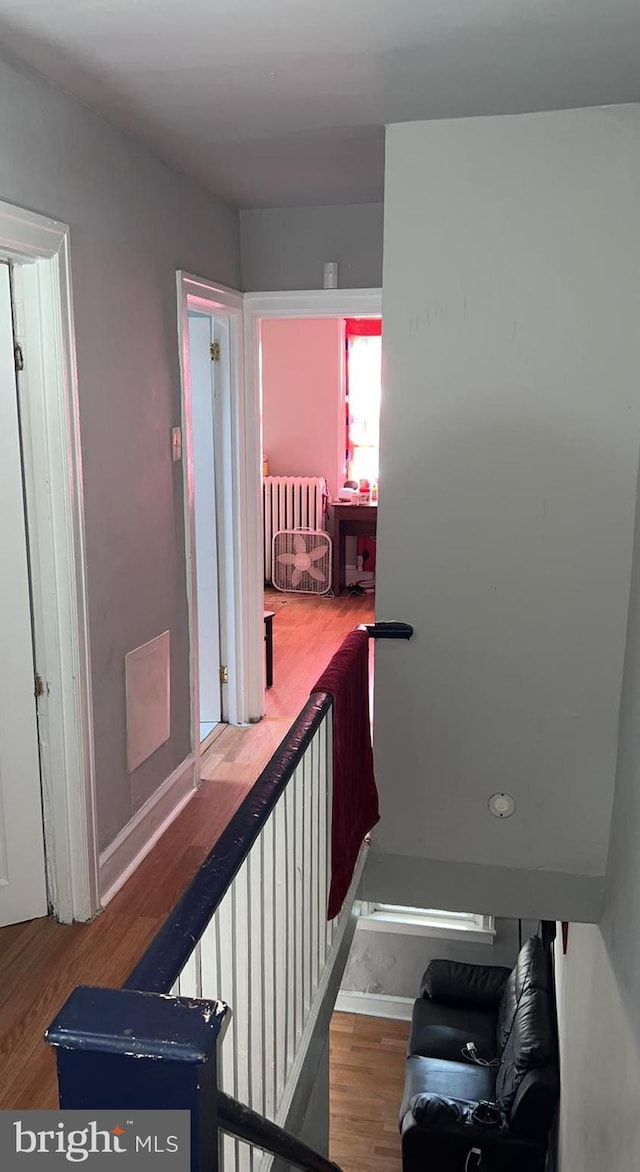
312,628,379,918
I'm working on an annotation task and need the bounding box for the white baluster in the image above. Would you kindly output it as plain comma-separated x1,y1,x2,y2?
273,791,287,1114
261,817,276,1124
234,861,252,1172
302,748,312,1018
285,779,296,1079
294,761,304,1049
311,731,320,998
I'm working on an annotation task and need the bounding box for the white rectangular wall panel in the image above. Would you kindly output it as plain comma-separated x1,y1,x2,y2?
125,630,171,773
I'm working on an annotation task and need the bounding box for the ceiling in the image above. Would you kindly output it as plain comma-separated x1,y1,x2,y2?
1,0,640,208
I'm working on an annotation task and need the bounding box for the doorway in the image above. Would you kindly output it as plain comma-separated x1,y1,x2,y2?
178,273,263,745
188,310,224,745
246,291,382,601
0,199,98,927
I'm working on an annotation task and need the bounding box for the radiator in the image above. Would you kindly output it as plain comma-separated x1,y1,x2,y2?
263,476,327,582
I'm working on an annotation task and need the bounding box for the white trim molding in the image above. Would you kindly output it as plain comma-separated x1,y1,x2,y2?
100,755,197,906
0,204,68,261
243,288,382,319
3,198,99,923
357,904,496,944
177,272,262,743
334,991,414,1021
242,287,383,705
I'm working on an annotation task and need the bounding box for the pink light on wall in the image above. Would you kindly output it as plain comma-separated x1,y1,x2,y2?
261,317,344,500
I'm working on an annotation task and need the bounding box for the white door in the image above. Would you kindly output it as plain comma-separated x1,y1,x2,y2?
189,311,223,741
0,263,48,926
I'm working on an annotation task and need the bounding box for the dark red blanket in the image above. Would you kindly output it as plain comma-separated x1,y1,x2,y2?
312,629,379,919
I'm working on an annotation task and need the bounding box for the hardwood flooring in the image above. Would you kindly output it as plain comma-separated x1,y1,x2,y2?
0,590,373,1111
329,1012,410,1172
262,588,374,722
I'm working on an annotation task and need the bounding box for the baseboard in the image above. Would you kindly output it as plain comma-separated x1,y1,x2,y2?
99,755,197,906
334,990,414,1021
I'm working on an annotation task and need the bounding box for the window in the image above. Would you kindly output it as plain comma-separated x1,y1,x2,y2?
358,903,495,943
345,319,381,485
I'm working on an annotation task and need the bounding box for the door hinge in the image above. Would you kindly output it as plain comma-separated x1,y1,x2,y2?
14,340,24,372
210,341,220,362
219,665,229,684
34,672,47,698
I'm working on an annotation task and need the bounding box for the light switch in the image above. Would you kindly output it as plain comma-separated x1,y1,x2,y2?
172,426,182,461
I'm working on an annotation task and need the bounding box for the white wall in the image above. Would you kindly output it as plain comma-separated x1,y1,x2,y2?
554,456,640,1171
372,106,640,921
555,926,640,1171
342,917,536,999
0,52,240,853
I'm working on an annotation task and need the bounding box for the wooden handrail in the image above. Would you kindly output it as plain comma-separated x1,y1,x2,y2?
124,692,333,995
219,1092,343,1172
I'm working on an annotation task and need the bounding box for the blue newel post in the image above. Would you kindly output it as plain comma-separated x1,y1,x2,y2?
46,985,228,1172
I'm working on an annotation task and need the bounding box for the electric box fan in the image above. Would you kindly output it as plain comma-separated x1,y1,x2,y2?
272,528,332,595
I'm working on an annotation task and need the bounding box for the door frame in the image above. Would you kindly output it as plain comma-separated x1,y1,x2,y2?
177,273,261,760
0,199,99,923
243,288,382,673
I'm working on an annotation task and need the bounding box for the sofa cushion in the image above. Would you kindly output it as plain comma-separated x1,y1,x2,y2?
409,994,498,1063
400,1054,496,1125
421,959,511,1009
496,937,550,1052
495,986,553,1113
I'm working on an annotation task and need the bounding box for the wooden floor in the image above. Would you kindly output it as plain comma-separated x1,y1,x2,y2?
0,589,373,1111
329,1012,410,1172
262,587,374,721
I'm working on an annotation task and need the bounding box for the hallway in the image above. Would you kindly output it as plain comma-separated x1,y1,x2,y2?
0,590,373,1110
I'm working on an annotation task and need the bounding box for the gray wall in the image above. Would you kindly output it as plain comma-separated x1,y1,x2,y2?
239,203,383,291
0,53,240,852
554,454,640,1171
342,918,536,999
373,106,640,922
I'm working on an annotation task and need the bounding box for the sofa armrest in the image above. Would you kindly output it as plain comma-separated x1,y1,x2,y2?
508,1067,559,1140
421,960,512,1008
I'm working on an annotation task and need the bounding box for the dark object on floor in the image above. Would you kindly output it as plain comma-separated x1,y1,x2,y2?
400,936,559,1171
263,610,275,688
349,583,365,595
311,629,379,918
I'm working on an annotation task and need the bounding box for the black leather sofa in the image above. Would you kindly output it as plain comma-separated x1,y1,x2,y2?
400,936,559,1171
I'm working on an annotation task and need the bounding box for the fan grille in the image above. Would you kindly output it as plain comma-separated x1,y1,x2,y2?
272,529,332,595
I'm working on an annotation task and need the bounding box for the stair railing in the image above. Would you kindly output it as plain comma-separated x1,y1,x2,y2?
45,621,413,1171
46,693,351,1172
